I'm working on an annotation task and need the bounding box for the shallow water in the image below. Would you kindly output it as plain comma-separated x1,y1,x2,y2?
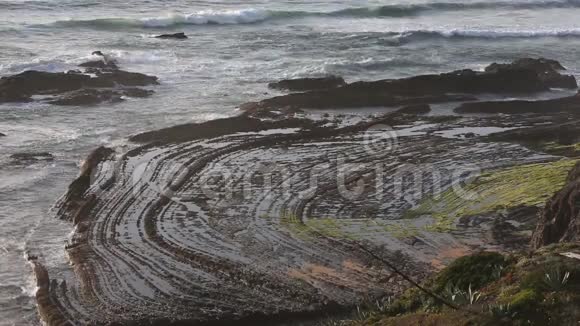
1,0,580,324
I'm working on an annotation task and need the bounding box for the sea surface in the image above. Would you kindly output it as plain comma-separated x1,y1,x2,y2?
1,0,580,324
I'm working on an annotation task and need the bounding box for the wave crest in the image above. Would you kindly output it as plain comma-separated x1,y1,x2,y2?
333,0,580,18
52,8,269,29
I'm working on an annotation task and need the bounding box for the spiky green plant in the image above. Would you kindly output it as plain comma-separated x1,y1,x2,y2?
444,283,481,305
489,303,517,319
543,267,571,291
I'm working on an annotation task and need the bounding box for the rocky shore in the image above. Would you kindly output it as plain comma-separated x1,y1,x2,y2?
25,58,580,325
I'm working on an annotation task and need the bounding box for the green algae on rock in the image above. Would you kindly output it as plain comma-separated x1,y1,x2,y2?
406,159,579,232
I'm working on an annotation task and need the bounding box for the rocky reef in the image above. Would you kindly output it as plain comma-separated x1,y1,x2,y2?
242,58,576,115
32,58,580,325
0,54,158,106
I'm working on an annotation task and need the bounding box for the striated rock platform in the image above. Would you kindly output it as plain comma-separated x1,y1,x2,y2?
33,58,580,325
38,112,568,325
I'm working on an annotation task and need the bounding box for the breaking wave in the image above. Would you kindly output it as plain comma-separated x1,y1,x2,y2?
43,0,580,29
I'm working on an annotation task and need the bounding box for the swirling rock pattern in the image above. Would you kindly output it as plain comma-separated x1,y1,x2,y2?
39,113,558,325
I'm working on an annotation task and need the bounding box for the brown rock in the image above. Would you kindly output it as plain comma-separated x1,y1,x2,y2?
531,162,580,248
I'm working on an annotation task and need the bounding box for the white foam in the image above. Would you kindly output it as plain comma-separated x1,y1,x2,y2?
400,28,580,39
140,9,269,27
0,58,74,74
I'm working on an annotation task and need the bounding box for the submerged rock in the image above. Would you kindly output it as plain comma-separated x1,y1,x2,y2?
268,76,346,92
0,132,5,137
10,152,54,164
532,162,580,248
155,32,188,39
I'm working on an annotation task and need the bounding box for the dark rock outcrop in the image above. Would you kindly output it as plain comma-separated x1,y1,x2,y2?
243,58,575,112
49,87,154,106
485,57,577,89
78,60,119,70
241,92,475,112
85,69,159,88
155,32,188,39
27,256,72,326
399,104,431,115
268,76,346,92
487,119,580,147
59,146,115,221
455,93,580,114
0,71,90,100
49,89,124,106
129,115,317,144
0,56,158,105
0,132,5,137
532,162,580,248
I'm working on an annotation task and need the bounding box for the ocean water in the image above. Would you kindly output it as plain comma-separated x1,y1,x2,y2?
1,0,580,324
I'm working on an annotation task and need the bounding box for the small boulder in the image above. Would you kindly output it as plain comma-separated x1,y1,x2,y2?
155,32,188,39
268,76,346,92
0,132,6,137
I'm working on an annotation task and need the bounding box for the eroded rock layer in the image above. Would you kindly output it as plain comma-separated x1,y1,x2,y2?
37,110,565,325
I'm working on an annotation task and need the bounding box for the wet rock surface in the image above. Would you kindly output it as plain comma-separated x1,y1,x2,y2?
268,75,346,92
0,54,158,106
41,112,569,325
455,93,580,114
10,152,54,164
